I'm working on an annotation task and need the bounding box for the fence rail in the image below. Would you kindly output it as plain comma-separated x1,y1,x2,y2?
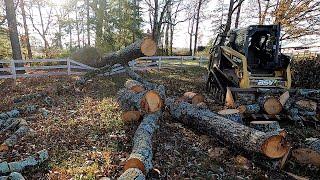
0,56,209,80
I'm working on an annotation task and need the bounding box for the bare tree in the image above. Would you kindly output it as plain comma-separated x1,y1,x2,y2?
193,0,204,55
145,0,172,44
28,0,54,58
20,0,32,59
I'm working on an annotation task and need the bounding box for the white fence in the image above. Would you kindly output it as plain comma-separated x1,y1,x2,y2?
0,56,209,79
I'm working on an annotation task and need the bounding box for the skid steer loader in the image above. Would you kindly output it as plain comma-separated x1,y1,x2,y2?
206,24,319,124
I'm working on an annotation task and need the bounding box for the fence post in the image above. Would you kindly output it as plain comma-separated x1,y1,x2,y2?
11,60,17,85
199,56,203,67
158,57,162,71
181,56,183,66
67,58,71,75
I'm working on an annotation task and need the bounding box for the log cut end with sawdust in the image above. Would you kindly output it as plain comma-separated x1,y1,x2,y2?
101,37,157,67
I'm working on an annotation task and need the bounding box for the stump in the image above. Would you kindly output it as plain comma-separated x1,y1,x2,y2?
258,96,283,115
166,98,289,158
182,92,205,105
125,80,145,93
121,111,142,123
218,109,243,124
249,121,281,133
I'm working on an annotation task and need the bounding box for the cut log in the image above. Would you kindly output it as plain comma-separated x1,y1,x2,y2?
0,119,30,152
292,138,320,167
258,96,283,115
279,91,290,106
166,98,290,158
237,104,260,114
125,67,166,99
119,112,161,179
117,88,163,113
118,168,145,180
225,87,235,108
217,109,243,124
182,92,205,105
249,121,281,133
99,37,157,67
121,111,142,123
125,80,145,93
0,149,48,173
295,100,317,112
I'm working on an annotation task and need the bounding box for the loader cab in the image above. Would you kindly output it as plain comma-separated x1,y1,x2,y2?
228,25,290,75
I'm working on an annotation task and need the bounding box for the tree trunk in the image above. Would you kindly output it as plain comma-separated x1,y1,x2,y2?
100,37,156,67
119,112,161,179
250,121,281,133
217,109,243,124
86,0,90,46
193,0,202,56
37,2,49,58
20,0,32,59
220,0,234,44
188,14,195,55
166,98,290,158
234,3,241,29
68,14,72,50
76,10,81,48
4,0,25,74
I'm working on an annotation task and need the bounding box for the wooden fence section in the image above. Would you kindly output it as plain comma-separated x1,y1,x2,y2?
0,56,209,79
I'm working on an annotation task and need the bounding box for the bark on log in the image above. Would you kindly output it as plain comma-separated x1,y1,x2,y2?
119,112,161,179
0,149,48,173
0,110,20,120
238,104,260,114
117,88,163,113
295,100,317,112
217,109,243,124
99,37,157,67
182,92,205,105
258,96,283,115
121,111,142,123
250,121,281,133
118,168,145,180
0,119,30,152
166,98,290,158
125,80,145,93
292,138,320,167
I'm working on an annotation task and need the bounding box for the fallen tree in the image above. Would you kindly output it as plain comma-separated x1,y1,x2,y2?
166,98,290,158
97,37,157,67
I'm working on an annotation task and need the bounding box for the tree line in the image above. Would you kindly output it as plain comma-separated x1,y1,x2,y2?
0,0,319,60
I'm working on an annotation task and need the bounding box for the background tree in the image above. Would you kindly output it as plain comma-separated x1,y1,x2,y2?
4,0,25,73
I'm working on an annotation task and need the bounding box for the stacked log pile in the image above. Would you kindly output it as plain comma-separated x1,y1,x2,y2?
292,59,320,89
118,69,165,179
